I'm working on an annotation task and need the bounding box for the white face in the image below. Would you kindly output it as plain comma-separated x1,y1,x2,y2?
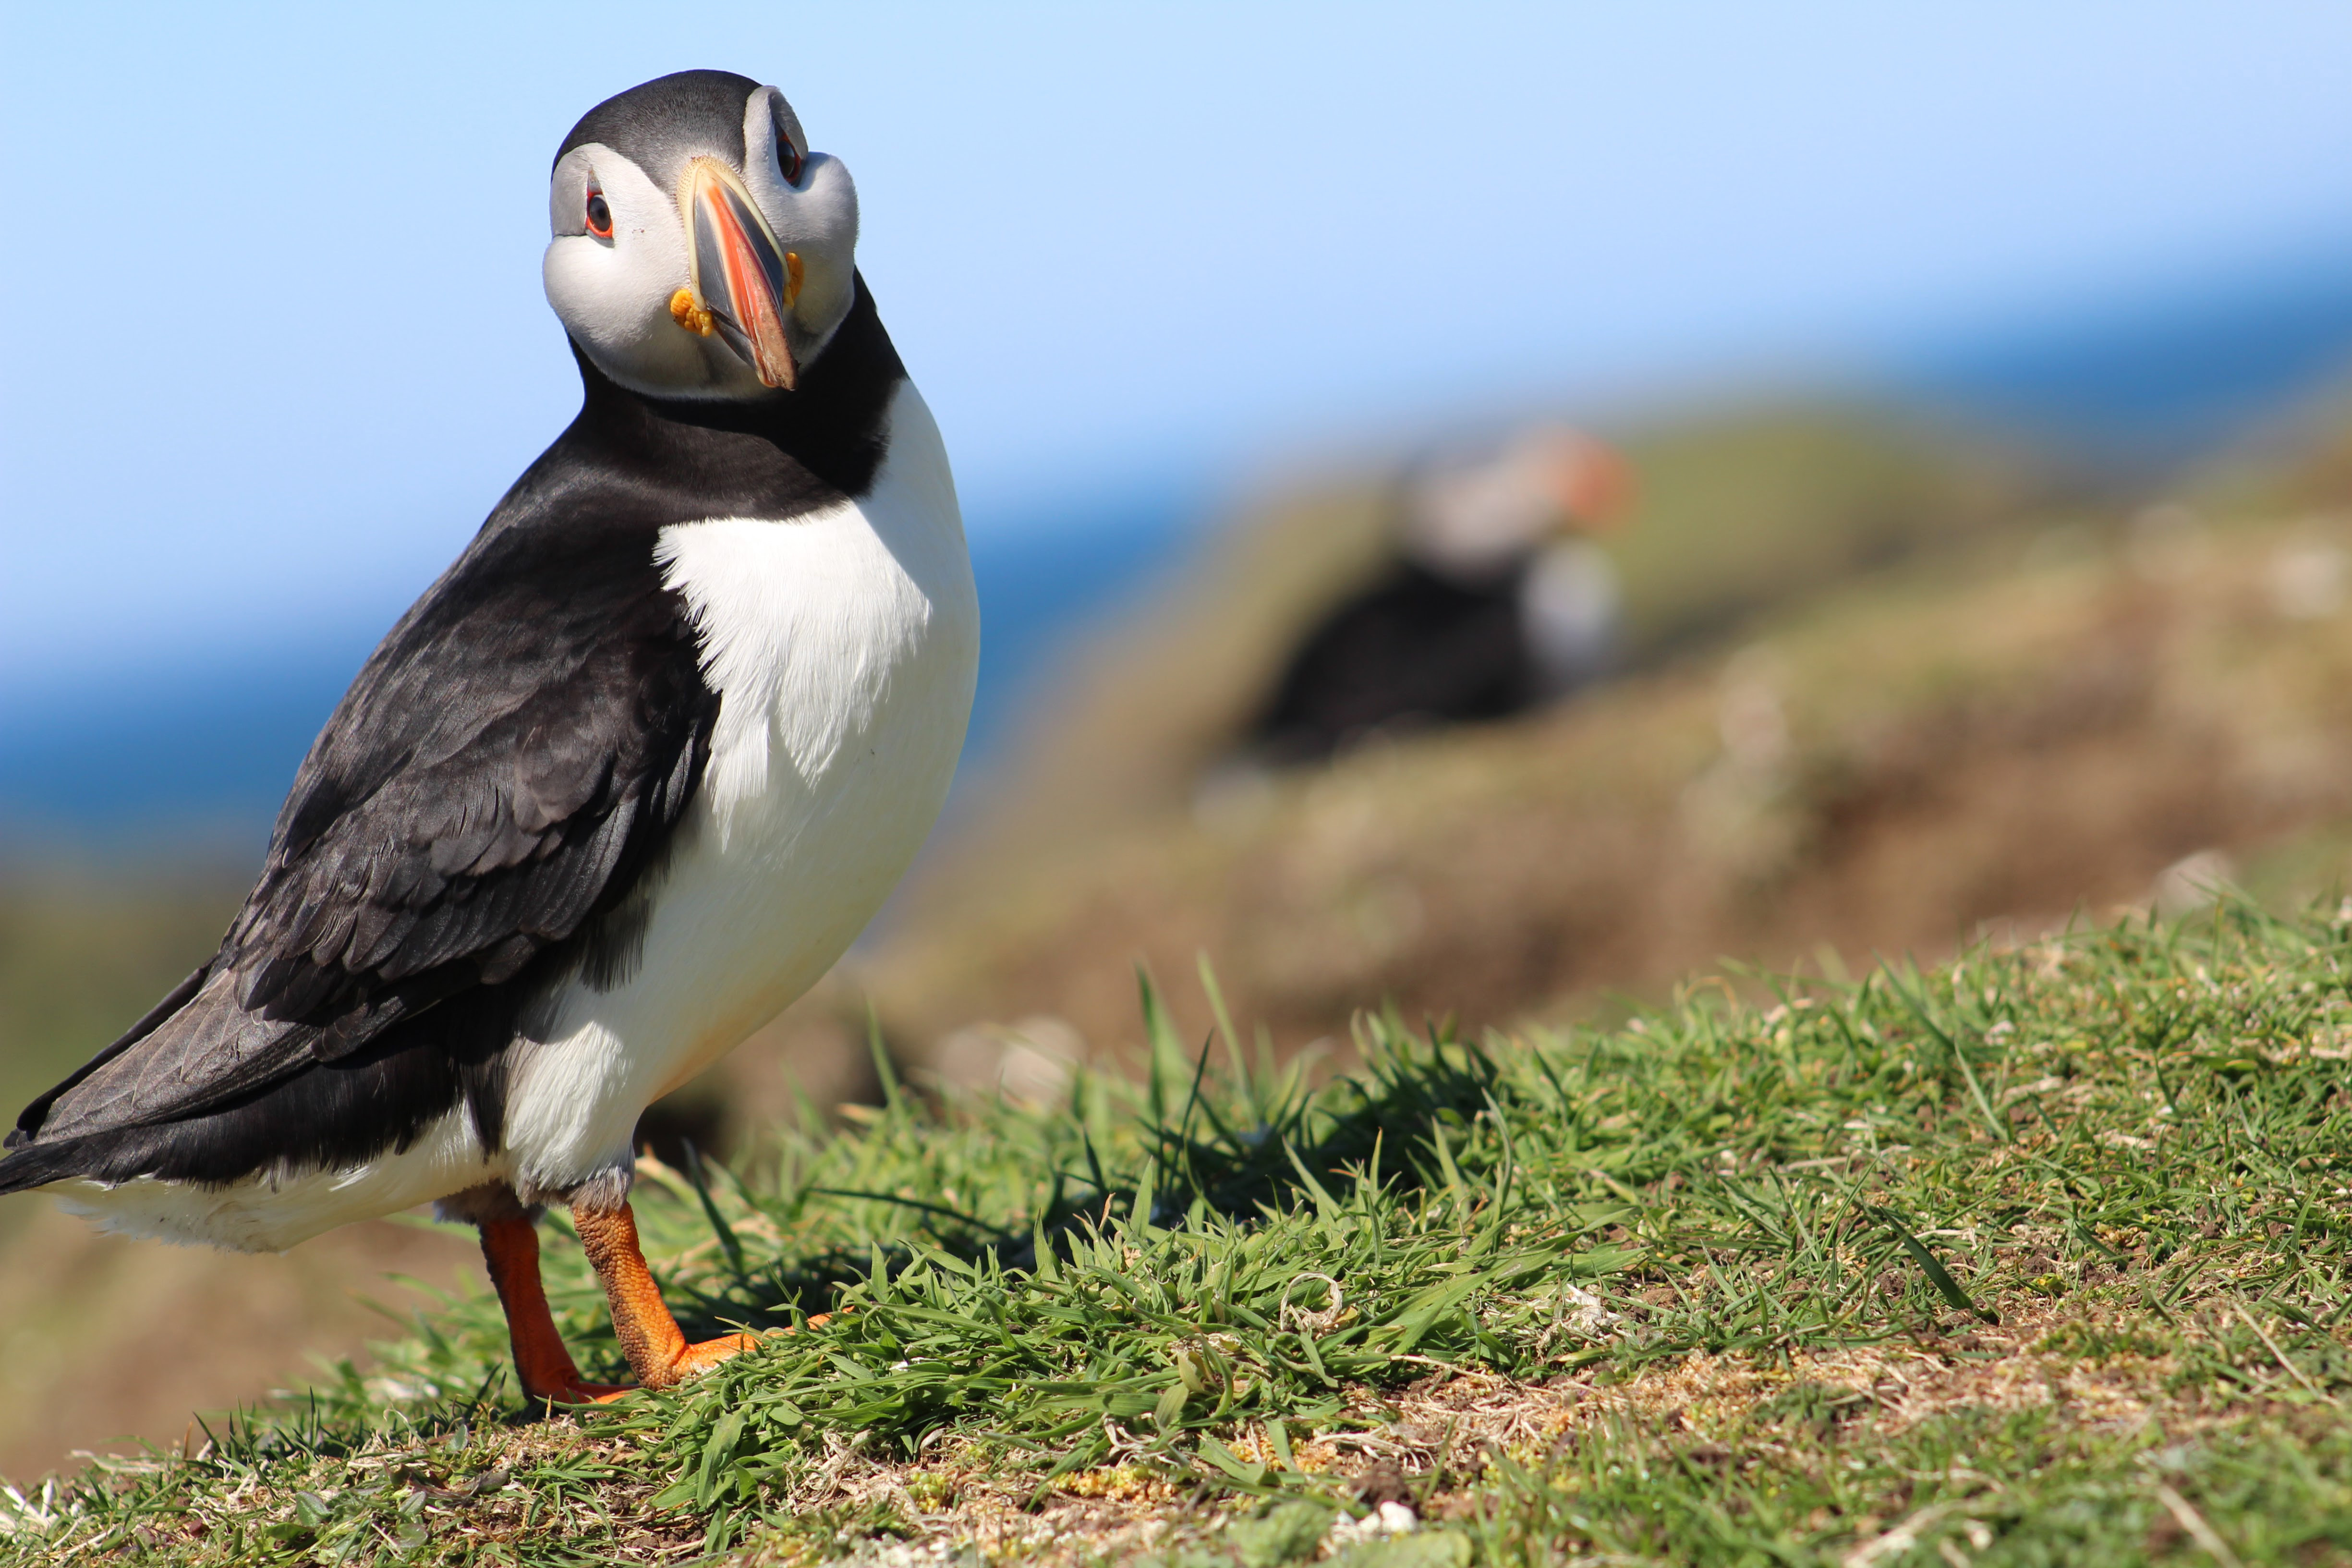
543,85,860,401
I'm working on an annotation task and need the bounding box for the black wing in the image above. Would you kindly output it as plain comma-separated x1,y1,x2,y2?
12,500,718,1148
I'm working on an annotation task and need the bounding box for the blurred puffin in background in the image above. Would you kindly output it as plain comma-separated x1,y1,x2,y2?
0,70,979,1403
1249,424,1633,764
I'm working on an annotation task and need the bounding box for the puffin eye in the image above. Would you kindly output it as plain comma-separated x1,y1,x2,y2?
776,131,804,184
584,190,613,238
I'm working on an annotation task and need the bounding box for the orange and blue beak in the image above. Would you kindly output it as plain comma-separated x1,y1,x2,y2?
670,157,803,390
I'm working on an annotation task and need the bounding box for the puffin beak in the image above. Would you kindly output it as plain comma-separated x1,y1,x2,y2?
1540,437,1634,536
673,157,802,390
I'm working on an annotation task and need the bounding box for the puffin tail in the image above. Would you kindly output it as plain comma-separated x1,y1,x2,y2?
0,1136,97,1196
1,965,215,1197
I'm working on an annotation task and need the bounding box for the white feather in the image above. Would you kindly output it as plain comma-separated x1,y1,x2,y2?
53,1107,489,1252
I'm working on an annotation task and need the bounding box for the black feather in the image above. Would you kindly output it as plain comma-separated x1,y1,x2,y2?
1249,558,1544,765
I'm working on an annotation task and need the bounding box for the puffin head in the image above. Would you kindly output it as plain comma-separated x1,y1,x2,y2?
1400,426,1633,580
545,70,859,401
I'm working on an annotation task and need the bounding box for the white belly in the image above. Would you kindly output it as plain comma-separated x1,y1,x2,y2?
55,381,977,1251
501,380,978,1195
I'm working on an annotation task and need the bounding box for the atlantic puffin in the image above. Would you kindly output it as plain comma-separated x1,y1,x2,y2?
1248,425,1629,764
0,70,979,1402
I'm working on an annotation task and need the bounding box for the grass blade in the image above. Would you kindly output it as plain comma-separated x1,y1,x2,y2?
1874,1205,1998,1324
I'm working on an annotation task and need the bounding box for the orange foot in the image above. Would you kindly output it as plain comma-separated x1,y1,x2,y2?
578,1322,835,1402
478,1204,834,1405
572,1203,835,1392
477,1214,633,1404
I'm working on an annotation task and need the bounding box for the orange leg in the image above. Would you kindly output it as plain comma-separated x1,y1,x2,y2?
571,1200,763,1392
476,1215,629,1404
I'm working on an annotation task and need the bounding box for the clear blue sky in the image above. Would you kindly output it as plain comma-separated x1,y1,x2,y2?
9,2,2352,695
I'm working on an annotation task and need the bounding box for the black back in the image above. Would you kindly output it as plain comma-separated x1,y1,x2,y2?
1249,558,1540,766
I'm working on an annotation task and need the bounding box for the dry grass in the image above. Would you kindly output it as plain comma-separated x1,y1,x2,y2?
692,1297,2328,1566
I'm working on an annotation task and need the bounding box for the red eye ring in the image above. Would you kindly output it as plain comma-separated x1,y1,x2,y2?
585,189,613,238
778,137,804,184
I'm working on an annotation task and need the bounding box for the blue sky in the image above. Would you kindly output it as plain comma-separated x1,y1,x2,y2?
10,3,2352,698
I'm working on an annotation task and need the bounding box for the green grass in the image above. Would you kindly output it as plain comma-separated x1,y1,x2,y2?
9,902,2352,1565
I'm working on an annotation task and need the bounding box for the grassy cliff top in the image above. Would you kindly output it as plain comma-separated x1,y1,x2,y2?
9,901,2352,1565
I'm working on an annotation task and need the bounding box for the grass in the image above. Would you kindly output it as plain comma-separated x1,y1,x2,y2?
9,899,2352,1565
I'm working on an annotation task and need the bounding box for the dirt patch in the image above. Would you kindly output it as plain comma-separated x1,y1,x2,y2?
57,1424,707,1566
712,1301,2266,1566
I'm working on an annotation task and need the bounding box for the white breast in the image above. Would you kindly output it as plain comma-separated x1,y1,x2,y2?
497,378,978,1197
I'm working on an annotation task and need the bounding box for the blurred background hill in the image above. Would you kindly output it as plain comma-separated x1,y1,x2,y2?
15,0,2352,1485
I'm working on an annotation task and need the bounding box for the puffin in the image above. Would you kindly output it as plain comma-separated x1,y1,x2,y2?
1247,425,1629,765
0,70,979,1403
